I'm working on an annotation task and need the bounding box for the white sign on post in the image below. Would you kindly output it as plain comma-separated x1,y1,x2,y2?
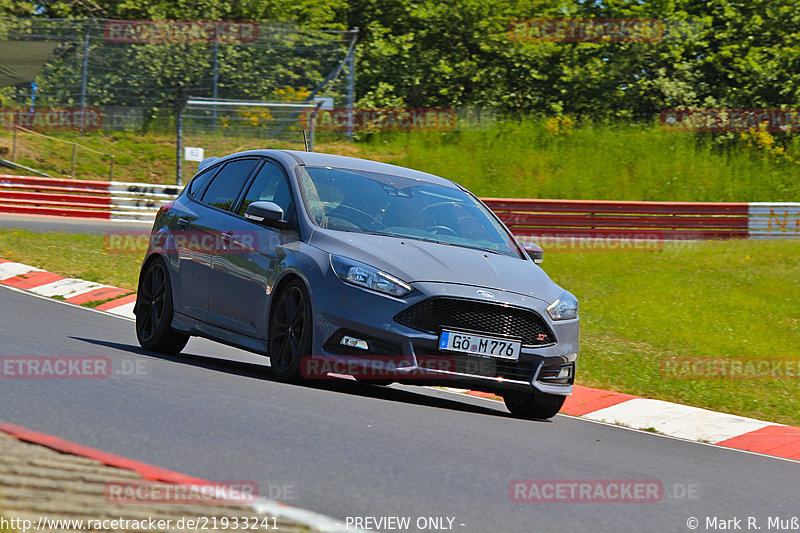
184,147,205,162
313,97,334,110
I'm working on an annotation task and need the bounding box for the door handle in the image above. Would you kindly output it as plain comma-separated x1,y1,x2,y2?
221,231,234,244
177,217,190,229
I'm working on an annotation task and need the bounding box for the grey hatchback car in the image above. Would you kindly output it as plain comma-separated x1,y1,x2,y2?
134,150,579,419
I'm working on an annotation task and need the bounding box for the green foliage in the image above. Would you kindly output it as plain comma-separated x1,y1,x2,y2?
6,0,800,126
33,0,346,27
349,0,800,118
0,0,32,17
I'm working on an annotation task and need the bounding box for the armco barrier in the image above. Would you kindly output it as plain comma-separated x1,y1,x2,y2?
1,175,798,237
483,198,799,239
0,175,181,221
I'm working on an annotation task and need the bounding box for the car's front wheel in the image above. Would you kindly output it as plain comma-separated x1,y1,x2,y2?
269,279,312,382
503,392,566,420
135,257,189,355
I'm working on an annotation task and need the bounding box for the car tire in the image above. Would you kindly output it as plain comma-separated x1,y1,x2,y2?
135,257,189,355
503,392,566,420
269,279,313,383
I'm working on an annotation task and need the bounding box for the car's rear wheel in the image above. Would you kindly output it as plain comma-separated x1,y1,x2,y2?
269,279,312,382
135,257,189,355
503,392,566,420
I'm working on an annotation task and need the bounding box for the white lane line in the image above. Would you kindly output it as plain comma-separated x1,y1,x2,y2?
30,278,109,298
0,262,43,281
581,398,774,444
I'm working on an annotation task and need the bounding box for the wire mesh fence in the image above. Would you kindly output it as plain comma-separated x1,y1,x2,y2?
0,18,356,142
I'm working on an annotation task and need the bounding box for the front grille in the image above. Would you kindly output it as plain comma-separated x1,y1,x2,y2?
416,352,538,381
395,297,556,346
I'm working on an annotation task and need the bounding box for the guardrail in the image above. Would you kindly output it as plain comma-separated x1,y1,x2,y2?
0,175,181,221
483,198,800,239
0,174,798,237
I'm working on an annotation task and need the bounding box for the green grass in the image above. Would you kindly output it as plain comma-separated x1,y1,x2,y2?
2,226,800,425
2,119,799,202
0,130,307,184
361,121,800,202
0,229,141,290
543,238,800,426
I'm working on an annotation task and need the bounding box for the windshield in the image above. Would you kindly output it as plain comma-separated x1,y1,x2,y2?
297,166,522,258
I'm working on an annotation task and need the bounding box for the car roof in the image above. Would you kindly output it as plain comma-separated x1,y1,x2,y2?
211,149,459,189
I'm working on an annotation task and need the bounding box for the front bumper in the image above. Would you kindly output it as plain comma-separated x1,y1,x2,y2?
310,275,579,396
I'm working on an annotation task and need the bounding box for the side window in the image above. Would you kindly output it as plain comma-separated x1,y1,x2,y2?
200,159,259,212
187,166,217,198
237,160,293,218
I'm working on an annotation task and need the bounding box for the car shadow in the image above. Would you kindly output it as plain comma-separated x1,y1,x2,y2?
69,337,534,421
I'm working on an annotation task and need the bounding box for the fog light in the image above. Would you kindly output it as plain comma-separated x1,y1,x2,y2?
340,336,369,350
557,366,572,379
539,363,574,383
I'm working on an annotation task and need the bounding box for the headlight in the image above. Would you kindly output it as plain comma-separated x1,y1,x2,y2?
547,291,578,321
330,255,413,297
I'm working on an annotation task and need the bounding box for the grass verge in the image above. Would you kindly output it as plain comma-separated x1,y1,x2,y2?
2,120,799,202
544,238,800,426
0,229,141,290
2,228,799,425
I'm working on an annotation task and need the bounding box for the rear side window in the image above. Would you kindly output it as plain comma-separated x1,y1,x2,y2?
201,159,259,211
237,161,293,217
187,167,217,198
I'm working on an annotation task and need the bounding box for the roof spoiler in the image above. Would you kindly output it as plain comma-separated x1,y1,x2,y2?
198,156,219,172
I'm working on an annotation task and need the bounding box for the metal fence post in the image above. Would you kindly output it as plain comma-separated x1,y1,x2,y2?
212,22,220,134
71,142,78,178
346,28,358,142
176,104,184,186
80,26,90,135
309,101,322,152
11,124,17,162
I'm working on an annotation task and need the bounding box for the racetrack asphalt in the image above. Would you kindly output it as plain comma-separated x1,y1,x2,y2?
0,213,149,234
0,284,797,533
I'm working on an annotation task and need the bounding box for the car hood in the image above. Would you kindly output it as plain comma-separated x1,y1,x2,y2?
308,229,562,303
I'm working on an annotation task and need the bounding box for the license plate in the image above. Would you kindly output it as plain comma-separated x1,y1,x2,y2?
438,330,521,360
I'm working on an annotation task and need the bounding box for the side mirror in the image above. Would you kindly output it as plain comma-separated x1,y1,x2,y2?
245,201,285,226
521,241,543,264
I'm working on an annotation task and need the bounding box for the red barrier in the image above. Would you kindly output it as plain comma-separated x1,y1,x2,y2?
0,175,111,192
0,190,111,206
0,174,753,237
0,174,112,219
483,198,749,239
